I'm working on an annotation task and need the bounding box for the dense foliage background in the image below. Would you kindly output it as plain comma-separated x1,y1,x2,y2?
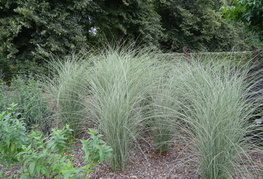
222,0,263,44
0,0,262,66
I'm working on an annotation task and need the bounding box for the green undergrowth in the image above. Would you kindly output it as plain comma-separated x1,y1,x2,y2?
0,104,112,179
0,76,52,133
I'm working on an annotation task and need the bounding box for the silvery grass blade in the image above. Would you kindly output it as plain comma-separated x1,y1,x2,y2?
45,53,90,137
164,57,262,179
88,47,167,170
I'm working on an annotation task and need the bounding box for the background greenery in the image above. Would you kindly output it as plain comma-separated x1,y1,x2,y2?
222,0,263,44
0,0,262,69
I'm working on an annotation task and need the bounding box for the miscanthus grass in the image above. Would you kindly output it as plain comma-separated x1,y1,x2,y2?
148,74,179,154
88,47,167,170
45,54,89,136
166,58,262,179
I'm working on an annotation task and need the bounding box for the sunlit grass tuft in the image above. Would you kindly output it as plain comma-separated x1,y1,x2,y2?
88,47,167,170
45,54,89,136
166,58,262,178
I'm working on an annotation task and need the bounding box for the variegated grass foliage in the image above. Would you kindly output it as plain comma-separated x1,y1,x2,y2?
88,47,168,170
148,73,179,154
44,48,262,177
165,57,262,179
46,53,89,136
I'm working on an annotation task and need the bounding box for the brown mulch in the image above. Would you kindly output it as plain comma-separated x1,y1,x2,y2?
73,135,202,179
72,134,263,179
1,134,262,179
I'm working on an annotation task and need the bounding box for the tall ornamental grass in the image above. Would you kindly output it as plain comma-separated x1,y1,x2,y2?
46,54,89,136
167,59,262,179
88,47,166,170
148,74,179,153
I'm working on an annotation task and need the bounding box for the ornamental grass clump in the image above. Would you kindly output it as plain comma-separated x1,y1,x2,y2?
168,59,262,179
148,75,178,154
89,47,166,170
46,54,89,136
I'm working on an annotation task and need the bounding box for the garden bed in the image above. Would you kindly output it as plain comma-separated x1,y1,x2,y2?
1,49,263,179
2,133,262,179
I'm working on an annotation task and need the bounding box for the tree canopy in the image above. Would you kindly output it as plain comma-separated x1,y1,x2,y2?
222,0,263,43
156,0,252,51
0,0,95,61
0,0,258,63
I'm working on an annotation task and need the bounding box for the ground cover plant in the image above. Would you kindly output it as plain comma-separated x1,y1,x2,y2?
0,104,112,178
0,103,28,166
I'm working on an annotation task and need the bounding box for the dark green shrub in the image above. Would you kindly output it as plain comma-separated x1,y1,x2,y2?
167,51,255,65
0,54,12,83
14,60,49,79
0,76,52,133
11,76,52,133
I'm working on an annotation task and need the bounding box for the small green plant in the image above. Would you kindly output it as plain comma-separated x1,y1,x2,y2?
81,129,113,177
16,126,111,178
0,101,111,178
0,103,29,165
46,125,74,154
18,125,81,179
